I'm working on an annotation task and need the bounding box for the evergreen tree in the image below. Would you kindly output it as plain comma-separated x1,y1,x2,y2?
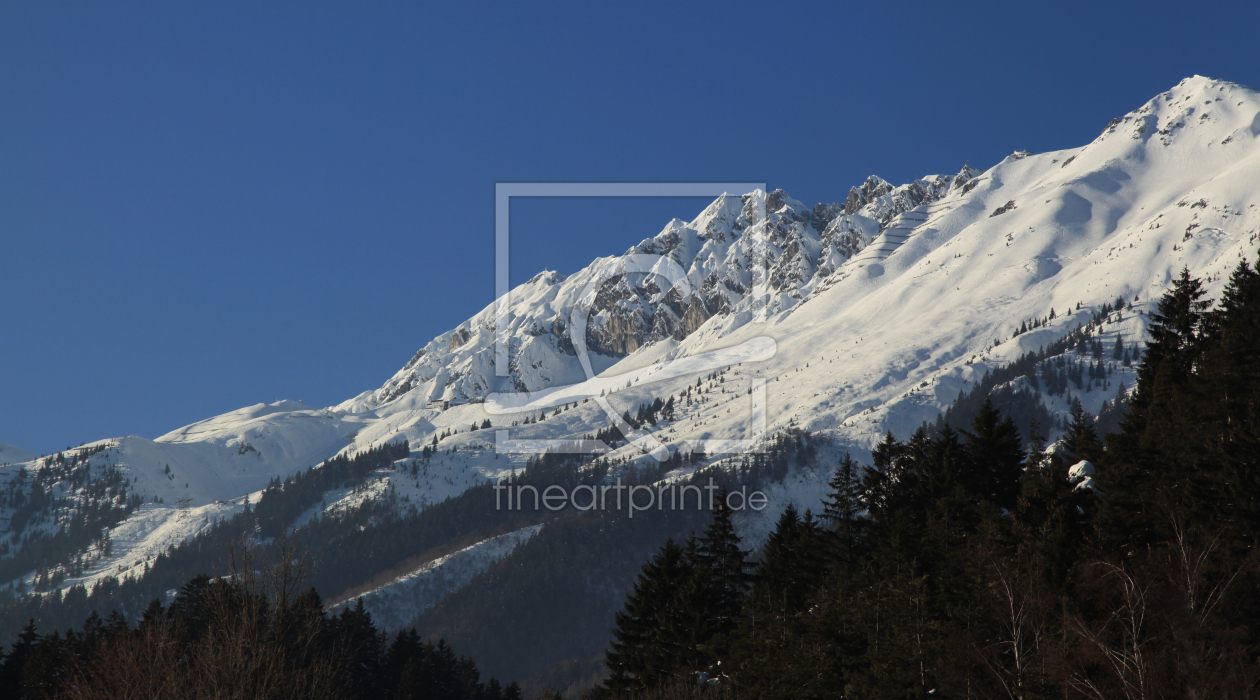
961,395,1026,509
0,619,38,694
863,431,908,525
748,504,826,616
330,599,386,700
604,539,693,692
822,453,866,564
734,507,833,698
1060,400,1103,464
1198,256,1260,538
1122,267,1213,436
647,489,753,677
1101,265,1230,545
695,489,753,639
1015,419,1088,591
920,423,968,507
20,629,70,699
383,628,425,694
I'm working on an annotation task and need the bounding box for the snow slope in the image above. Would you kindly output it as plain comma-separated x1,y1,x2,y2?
4,401,380,509
0,442,35,466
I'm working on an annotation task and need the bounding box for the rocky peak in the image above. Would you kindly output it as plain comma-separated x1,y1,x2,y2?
949,164,984,192
362,165,1003,409
689,194,743,244
765,188,809,221
843,175,894,215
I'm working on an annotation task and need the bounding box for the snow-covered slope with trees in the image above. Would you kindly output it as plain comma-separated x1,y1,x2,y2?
332,525,542,633
3,75,1259,611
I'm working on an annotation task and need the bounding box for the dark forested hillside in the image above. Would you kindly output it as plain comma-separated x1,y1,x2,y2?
590,262,1260,699
0,536,521,700
409,435,829,697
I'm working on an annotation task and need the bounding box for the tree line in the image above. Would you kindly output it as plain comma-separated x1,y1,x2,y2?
254,440,411,538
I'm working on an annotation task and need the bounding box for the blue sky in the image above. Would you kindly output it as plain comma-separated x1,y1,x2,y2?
3,1,1258,454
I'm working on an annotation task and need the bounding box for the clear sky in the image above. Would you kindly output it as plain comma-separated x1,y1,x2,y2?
3,1,1258,454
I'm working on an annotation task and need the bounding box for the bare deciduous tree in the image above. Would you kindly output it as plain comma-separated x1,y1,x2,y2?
1066,562,1152,700
972,545,1048,700
64,533,343,700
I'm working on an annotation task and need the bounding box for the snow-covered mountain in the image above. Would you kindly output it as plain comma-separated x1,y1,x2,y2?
342,75,1259,454
341,166,981,412
0,442,36,467
4,75,1260,618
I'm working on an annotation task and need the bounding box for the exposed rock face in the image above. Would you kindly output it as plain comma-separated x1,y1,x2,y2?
378,376,417,405
844,176,894,215
810,202,843,234
816,214,877,278
376,350,427,404
951,165,983,192
990,200,1018,217
448,328,471,351
585,275,658,356
355,168,986,408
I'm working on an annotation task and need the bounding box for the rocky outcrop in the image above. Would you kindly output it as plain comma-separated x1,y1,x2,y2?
843,176,895,215
448,328,471,351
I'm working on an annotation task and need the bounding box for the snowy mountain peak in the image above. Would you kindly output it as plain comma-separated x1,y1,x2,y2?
843,175,894,214
1086,75,1259,151
340,77,1260,451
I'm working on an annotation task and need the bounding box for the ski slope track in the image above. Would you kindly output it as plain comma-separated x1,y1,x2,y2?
4,75,1260,604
